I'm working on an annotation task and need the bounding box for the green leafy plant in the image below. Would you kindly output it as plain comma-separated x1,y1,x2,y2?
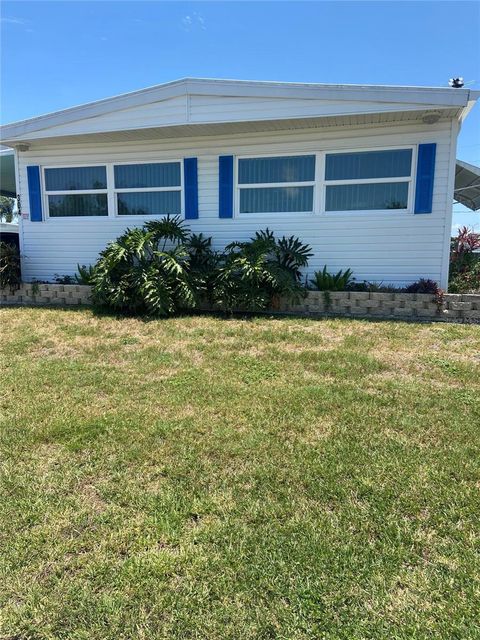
310,266,354,291
449,226,480,293
88,215,196,316
83,220,311,316
0,196,15,223
185,233,221,303
76,264,97,285
0,241,21,291
213,230,311,312
449,260,480,293
347,281,401,293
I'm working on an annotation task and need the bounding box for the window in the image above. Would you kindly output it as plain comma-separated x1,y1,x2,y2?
237,155,315,214
44,166,108,217
114,162,182,216
324,149,413,212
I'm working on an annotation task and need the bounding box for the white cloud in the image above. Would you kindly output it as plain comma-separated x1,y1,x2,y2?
182,11,206,32
1,17,26,25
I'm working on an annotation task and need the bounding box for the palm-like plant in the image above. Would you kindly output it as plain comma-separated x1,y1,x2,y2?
90,215,195,316
310,266,354,291
214,229,311,312
82,221,312,316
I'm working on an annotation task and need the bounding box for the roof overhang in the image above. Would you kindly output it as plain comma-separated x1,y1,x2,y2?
0,77,478,147
1,108,463,149
455,160,480,211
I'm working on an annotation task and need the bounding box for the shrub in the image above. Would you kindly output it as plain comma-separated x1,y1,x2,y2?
404,278,440,294
449,259,480,293
213,230,312,312
346,281,401,293
88,215,196,316
449,226,480,293
0,196,15,223
0,241,21,291
185,233,221,304
54,274,76,285
84,221,312,316
310,266,354,291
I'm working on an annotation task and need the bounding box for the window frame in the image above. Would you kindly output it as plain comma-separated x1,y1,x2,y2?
43,163,109,220
235,152,318,217
42,159,185,220
111,159,184,218
234,145,417,217
322,145,417,215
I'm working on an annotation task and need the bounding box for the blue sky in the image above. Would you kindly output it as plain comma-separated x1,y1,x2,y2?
1,1,479,229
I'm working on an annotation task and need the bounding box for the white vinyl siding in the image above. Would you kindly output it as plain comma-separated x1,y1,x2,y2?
18,120,454,288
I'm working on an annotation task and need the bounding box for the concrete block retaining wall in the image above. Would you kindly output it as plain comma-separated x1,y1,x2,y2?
1,284,92,306
1,284,479,323
280,291,480,323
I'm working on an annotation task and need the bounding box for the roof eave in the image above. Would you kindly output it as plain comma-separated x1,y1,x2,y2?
0,78,476,142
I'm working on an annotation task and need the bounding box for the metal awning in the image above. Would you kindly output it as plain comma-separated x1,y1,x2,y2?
455,159,480,211
0,148,15,197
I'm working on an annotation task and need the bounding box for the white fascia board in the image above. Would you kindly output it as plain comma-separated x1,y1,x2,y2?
0,77,476,142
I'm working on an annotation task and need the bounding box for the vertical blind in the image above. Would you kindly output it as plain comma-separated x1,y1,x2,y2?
325,150,412,181
45,166,107,191
238,155,315,213
117,191,181,216
240,186,314,213
239,155,315,184
325,182,409,211
114,162,181,189
48,194,108,217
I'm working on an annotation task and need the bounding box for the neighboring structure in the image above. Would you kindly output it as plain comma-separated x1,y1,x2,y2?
455,160,480,211
0,147,16,197
0,78,478,286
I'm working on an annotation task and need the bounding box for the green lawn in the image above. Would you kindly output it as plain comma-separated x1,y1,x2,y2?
1,308,479,640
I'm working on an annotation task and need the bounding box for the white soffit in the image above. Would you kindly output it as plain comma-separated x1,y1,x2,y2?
0,78,477,145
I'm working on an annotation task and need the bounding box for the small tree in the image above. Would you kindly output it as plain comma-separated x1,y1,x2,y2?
0,196,15,223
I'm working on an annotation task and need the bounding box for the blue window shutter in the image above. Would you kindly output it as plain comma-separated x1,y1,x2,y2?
183,157,198,219
27,166,43,221
219,155,233,218
414,144,436,214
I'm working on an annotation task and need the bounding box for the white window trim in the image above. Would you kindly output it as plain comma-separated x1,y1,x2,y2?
43,163,109,220
234,146,417,217
235,152,317,217
112,159,184,219
42,160,185,220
